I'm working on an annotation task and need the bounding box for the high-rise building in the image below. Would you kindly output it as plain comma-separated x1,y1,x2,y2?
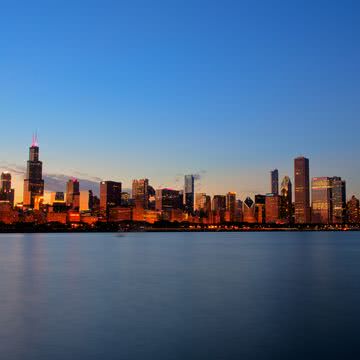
265,193,280,223
311,177,332,224
347,196,360,223
280,176,292,223
100,181,122,212
235,199,243,222
155,189,182,211
132,179,149,209
66,178,80,210
294,156,310,223
254,194,266,223
80,190,94,212
243,197,256,223
23,135,44,208
195,193,211,214
203,195,212,216
331,177,346,224
184,175,195,214
0,172,15,206
226,192,236,222
270,169,279,195
195,193,206,211
311,176,346,224
212,195,226,212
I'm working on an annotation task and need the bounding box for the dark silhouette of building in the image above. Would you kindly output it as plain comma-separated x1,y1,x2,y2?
254,194,266,223
184,175,194,213
270,169,279,195
100,181,122,212
23,135,44,208
155,188,182,211
294,156,310,223
0,172,15,206
66,178,80,210
212,194,226,222
331,177,346,223
347,196,360,223
280,176,292,223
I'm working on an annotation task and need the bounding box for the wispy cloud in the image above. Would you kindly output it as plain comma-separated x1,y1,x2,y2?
0,161,101,194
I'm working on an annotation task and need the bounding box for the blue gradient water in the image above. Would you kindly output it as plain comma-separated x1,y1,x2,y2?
0,232,360,359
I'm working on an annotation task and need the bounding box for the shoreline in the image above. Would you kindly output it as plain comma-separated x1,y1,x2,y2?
0,227,359,234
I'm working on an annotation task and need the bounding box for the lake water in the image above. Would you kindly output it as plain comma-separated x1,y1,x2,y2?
0,232,360,359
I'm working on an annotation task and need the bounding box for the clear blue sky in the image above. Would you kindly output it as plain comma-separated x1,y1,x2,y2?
1,0,359,199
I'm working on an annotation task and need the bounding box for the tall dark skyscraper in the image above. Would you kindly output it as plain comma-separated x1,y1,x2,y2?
347,196,360,223
23,135,44,208
280,176,292,222
100,181,122,212
294,156,310,223
0,172,15,206
184,175,195,213
270,169,279,195
331,177,346,224
66,178,80,210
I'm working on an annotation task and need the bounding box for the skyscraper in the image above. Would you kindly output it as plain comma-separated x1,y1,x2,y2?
226,192,236,222
0,172,15,206
294,157,310,223
254,194,266,223
195,193,207,212
331,177,346,224
66,178,80,210
155,188,181,211
100,181,122,212
80,190,94,212
265,193,280,223
311,177,332,224
184,175,195,213
270,169,279,195
212,195,226,213
347,196,360,223
23,135,44,208
280,176,292,222
132,179,149,209
243,197,256,223
311,176,346,224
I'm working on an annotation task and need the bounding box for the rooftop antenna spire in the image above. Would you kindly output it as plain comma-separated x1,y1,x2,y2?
31,132,39,147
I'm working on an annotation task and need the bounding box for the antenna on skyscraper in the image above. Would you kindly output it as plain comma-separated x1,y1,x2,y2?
31,132,39,147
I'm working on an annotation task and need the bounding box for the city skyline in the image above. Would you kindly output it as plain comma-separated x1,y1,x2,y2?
1,1,360,203
0,138,358,209
1,139,356,226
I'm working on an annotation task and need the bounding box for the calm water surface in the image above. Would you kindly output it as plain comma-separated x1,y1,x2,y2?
0,232,360,359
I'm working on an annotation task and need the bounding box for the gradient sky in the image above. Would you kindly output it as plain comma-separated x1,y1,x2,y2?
1,0,359,201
